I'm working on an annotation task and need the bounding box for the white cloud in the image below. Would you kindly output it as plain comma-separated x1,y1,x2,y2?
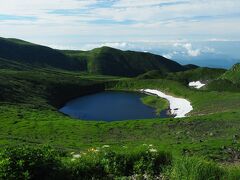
0,0,97,14
207,38,240,42
81,42,129,50
113,0,180,7
163,53,173,59
174,43,201,57
0,0,240,46
163,51,178,59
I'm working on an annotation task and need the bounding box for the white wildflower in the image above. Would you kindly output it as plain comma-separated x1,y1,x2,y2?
149,148,157,153
102,145,110,148
73,154,81,158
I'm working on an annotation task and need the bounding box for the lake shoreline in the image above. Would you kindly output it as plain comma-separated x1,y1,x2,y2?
59,90,168,121
140,89,193,118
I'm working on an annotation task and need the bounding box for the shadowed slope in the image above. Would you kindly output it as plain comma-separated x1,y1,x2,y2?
0,37,85,71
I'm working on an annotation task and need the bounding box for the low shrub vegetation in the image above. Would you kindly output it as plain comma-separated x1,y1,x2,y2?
0,145,172,179
0,146,63,180
0,145,239,179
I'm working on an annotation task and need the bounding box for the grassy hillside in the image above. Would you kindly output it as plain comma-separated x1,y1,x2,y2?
166,67,226,83
0,69,105,108
0,37,191,77
206,63,240,92
137,67,226,88
0,67,239,178
136,70,165,79
221,63,240,83
206,79,240,92
62,46,186,77
0,37,85,71
0,57,32,71
0,37,240,179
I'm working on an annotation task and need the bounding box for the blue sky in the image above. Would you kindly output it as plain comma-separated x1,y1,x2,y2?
0,0,240,67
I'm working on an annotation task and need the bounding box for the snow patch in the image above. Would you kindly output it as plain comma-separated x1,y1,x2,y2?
140,89,193,118
188,81,205,89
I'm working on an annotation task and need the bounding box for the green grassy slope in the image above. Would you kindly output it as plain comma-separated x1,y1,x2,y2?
0,68,238,154
0,69,105,108
0,57,32,70
0,37,191,77
0,98,239,162
136,70,165,79
0,38,240,178
0,66,239,179
221,63,240,83
0,37,85,71
137,67,226,85
206,63,240,92
166,67,226,82
62,46,186,77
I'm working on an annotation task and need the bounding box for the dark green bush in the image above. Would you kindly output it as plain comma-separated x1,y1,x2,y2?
0,146,62,180
64,154,107,179
61,146,172,179
2,145,238,179
101,148,172,177
133,150,172,176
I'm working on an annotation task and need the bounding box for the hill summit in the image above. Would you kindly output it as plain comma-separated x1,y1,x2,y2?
62,46,186,76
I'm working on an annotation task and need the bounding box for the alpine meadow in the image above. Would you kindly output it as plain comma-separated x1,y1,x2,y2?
0,0,240,179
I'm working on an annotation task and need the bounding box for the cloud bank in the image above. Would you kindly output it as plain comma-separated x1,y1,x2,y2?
0,0,240,45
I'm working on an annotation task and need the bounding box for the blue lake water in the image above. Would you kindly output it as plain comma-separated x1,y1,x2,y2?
59,91,168,121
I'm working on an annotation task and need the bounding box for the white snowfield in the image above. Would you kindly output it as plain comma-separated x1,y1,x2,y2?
188,81,205,89
140,89,193,118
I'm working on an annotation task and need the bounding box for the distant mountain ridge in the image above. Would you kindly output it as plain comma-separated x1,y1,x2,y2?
62,46,186,76
0,37,194,76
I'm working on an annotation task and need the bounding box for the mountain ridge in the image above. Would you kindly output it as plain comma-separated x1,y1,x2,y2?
62,46,187,76
0,37,197,77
